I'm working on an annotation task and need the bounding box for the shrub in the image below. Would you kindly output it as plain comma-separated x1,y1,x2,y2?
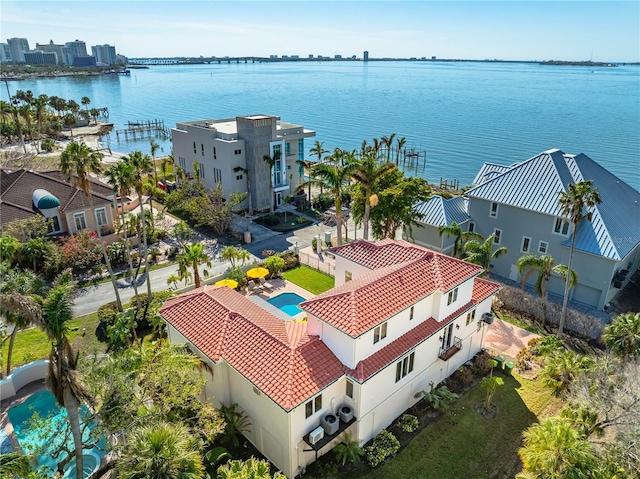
280,251,299,271
108,241,127,266
260,214,279,226
59,230,103,271
265,255,285,277
167,246,179,258
397,414,419,433
333,432,365,466
472,350,494,376
40,138,55,152
415,385,459,411
448,365,474,391
295,215,307,225
147,247,161,262
227,266,247,288
365,429,400,467
97,301,119,329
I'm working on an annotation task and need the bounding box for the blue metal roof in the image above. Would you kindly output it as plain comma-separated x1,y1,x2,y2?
413,195,469,227
466,149,640,261
472,162,514,185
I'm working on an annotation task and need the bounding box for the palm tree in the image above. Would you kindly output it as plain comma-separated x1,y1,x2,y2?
381,133,396,163
519,418,598,478
63,113,77,139
233,166,253,215
81,96,90,114
90,108,99,125
463,233,508,277
161,153,173,183
177,243,212,289
0,268,46,376
263,150,281,214
149,138,160,187
122,151,154,300
438,222,463,258
38,277,93,479
295,158,316,206
105,161,141,308
557,181,602,338
312,157,357,246
395,136,407,166
540,350,595,395
60,141,123,311
117,421,204,479
0,453,34,477
351,154,396,240
32,94,49,142
602,312,640,359
309,140,329,195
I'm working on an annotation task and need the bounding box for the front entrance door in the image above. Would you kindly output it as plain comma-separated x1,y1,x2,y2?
442,324,454,350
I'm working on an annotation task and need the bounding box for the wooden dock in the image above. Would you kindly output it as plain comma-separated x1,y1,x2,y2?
115,119,169,140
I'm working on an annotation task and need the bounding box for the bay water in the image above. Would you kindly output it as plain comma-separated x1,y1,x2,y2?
6,61,639,190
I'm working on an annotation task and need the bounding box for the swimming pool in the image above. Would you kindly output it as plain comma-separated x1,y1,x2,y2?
267,292,306,317
7,389,106,477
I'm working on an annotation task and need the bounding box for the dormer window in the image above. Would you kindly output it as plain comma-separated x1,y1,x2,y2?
447,288,458,306
373,322,387,344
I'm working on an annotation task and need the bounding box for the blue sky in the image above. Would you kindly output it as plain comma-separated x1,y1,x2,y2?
3,1,638,62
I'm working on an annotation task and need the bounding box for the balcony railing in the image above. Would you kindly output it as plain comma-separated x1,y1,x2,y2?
439,336,463,361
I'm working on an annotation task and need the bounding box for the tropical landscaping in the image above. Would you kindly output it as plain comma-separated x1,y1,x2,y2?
1,95,639,479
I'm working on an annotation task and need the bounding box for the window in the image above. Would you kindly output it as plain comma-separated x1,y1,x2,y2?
373,322,387,344
47,216,61,234
409,306,414,320
466,309,476,325
193,141,196,154
395,352,415,382
554,218,570,235
179,157,186,170
305,395,323,419
285,142,291,156
345,271,352,282
493,229,502,245
213,168,222,184
234,149,242,155
346,380,353,399
521,236,531,253
490,202,499,218
95,207,108,227
201,143,204,156
468,221,475,233
213,147,217,160
253,386,261,396
236,174,243,181
199,162,205,179
286,165,291,170
447,288,458,305
538,241,548,254
73,212,87,232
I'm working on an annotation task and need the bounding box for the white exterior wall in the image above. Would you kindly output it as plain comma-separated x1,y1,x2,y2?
435,278,475,320
333,258,373,287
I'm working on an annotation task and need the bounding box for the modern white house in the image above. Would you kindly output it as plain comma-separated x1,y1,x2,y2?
171,115,316,212
407,148,640,310
159,239,499,478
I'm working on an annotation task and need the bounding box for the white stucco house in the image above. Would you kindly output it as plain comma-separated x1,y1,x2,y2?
159,239,499,478
407,149,640,310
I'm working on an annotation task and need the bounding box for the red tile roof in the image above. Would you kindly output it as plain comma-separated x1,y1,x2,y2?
330,238,429,269
472,278,501,303
301,241,483,337
159,286,345,411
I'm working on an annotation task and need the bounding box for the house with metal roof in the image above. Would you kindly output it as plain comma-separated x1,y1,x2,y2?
159,239,499,478
463,148,640,310
0,169,118,241
407,195,470,254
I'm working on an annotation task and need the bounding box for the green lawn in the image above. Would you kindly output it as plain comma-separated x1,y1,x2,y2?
347,374,562,479
282,265,334,295
2,312,107,374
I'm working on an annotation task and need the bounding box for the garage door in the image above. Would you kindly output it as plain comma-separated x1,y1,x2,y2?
572,284,601,308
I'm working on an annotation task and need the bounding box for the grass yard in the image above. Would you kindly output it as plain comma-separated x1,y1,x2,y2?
350,373,562,479
282,265,334,295
2,312,107,374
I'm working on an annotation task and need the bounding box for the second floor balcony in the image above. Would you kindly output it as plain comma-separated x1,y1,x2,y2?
439,336,463,361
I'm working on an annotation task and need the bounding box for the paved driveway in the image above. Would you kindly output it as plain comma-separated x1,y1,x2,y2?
483,317,540,359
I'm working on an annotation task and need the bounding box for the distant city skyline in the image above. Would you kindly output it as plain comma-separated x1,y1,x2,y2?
3,1,639,63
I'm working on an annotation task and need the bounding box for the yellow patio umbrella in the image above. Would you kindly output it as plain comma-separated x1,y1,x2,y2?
246,267,269,279
214,279,239,289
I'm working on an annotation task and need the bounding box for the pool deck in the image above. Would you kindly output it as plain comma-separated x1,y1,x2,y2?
0,378,47,454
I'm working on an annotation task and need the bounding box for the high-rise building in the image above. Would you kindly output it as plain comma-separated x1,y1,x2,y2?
24,50,58,65
36,40,67,65
7,37,30,63
0,43,12,62
364,50,369,61
91,44,117,65
65,39,88,64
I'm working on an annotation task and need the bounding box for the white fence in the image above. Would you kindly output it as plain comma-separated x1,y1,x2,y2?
298,252,335,277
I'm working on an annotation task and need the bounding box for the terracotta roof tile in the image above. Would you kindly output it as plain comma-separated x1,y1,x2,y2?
330,238,428,269
472,277,501,303
301,241,483,337
160,286,345,411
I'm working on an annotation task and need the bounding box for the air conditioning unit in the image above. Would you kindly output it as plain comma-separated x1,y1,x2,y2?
309,426,324,445
482,313,494,324
338,405,354,423
321,414,339,435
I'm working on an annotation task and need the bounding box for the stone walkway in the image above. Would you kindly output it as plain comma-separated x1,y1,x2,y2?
483,317,540,360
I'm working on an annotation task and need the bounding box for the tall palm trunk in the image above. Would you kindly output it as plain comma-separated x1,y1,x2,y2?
336,195,344,247
139,200,152,300
90,196,122,311
6,327,20,376
558,226,577,338
119,205,141,308
63,382,84,479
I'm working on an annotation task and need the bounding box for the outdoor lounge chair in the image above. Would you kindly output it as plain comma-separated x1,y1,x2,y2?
248,280,263,293
259,276,274,291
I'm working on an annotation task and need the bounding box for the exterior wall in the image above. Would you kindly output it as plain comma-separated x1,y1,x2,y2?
606,245,640,306
333,257,372,287
468,197,616,309
408,223,453,253
62,204,116,237
435,277,475,320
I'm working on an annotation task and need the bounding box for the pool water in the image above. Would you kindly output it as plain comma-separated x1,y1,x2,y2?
267,292,306,317
7,389,106,476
